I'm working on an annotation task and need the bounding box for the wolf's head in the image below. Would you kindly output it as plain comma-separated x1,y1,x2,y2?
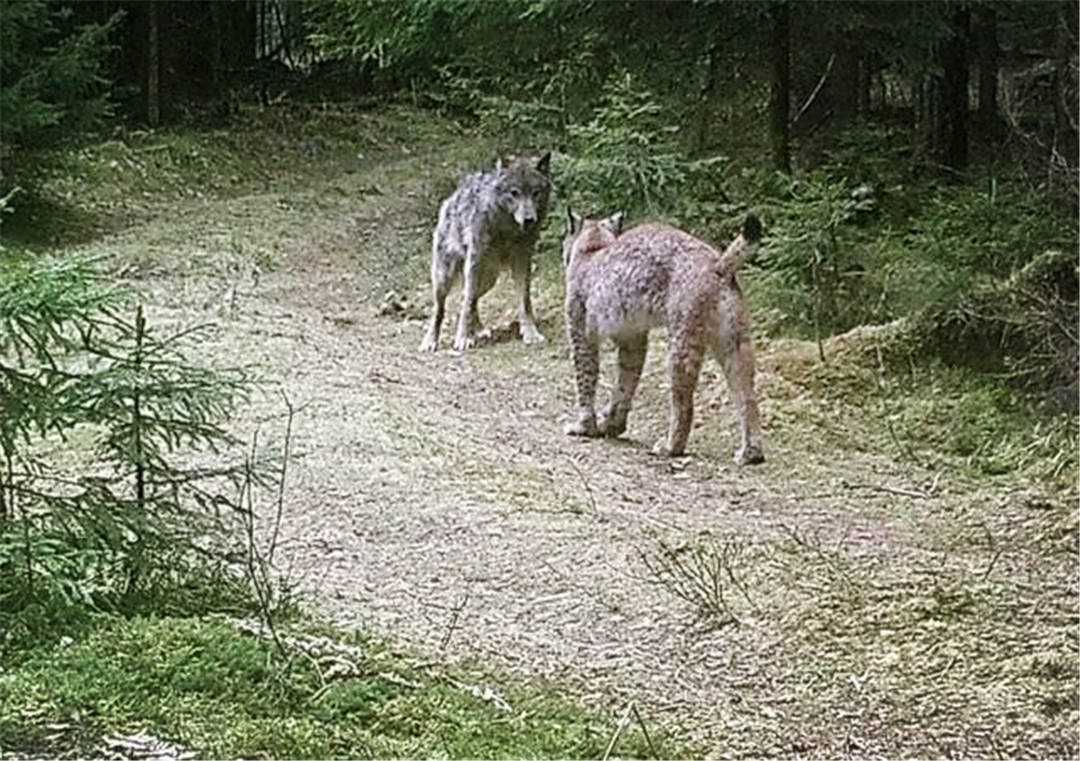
494,152,552,231
562,208,623,268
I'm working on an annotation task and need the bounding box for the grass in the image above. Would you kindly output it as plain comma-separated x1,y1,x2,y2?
0,615,661,760
634,502,1077,757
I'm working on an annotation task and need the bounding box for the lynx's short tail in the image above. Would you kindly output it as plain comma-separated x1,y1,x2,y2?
717,213,762,273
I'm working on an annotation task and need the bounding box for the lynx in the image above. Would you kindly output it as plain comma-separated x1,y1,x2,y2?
562,210,765,464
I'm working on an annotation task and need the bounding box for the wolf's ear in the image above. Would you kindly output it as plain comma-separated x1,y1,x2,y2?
602,212,624,235
536,151,551,176
495,153,514,171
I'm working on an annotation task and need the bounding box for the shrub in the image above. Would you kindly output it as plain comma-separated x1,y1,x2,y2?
557,71,728,218
748,169,872,339
0,253,258,643
0,1,121,148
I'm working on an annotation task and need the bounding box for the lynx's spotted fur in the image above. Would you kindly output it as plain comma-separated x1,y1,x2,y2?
562,211,765,464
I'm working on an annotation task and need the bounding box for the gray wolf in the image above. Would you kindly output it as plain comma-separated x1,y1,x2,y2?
419,152,552,352
562,210,765,464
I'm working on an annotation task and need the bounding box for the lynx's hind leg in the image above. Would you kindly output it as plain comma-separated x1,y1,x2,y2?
600,333,647,438
652,329,706,457
714,330,764,464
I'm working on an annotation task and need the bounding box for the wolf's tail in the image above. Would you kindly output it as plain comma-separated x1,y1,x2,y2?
717,214,762,273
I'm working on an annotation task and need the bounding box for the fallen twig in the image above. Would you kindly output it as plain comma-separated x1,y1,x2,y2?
602,703,634,761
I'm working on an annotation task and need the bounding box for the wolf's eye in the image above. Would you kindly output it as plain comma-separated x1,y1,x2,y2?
508,187,521,198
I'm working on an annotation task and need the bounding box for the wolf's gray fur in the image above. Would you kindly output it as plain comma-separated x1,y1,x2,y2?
419,152,552,352
562,211,765,464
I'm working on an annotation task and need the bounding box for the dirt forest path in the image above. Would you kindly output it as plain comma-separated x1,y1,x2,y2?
101,119,1076,758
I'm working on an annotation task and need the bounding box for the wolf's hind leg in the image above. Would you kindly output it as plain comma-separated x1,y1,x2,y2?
452,242,486,352
420,240,459,352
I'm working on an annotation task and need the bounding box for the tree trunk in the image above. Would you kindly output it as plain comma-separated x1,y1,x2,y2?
696,43,721,154
937,6,969,173
769,2,792,174
832,44,861,123
147,0,159,127
974,4,1001,135
1051,2,1079,203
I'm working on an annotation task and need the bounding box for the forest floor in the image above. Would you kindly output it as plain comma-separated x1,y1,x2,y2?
24,101,1078,758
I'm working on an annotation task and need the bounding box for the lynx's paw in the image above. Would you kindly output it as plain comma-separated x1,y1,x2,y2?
734,445,765,465
519,322,546,345
598,404,627,438
564,412,599,438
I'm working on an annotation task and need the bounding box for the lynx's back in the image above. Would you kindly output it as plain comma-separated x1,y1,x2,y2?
568,222,726,340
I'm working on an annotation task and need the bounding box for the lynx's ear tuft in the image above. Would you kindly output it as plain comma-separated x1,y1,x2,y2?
742,213,763,243
565,207,584,235
602,212,624,235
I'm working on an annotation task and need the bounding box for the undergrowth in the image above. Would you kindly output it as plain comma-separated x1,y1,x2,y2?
0,616,660,760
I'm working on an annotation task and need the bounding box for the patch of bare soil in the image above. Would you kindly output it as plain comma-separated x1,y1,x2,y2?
108,139,1077,759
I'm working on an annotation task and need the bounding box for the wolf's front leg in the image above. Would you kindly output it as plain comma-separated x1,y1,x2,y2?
452,248,483,352
512,249,545,345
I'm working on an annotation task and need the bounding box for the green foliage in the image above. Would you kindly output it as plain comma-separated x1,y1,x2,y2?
882,366,1078,482
558,72,727,217
924,248,1079,390
0,253,257,638
0,1,120,148
0,616,662,760
741,122,1078,396
306,0,494,84
749,169,871,338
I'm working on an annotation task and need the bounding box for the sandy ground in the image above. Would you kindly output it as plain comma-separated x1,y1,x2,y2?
105,138,1077,758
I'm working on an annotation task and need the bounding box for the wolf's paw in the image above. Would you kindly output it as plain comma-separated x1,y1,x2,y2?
734,445,765,465
419,333,439,352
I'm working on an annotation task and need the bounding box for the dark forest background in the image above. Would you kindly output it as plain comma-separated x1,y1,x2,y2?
5,0,1077,190
3,0,1078,440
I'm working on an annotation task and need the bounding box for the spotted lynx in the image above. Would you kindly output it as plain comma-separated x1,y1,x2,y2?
562,211,765,464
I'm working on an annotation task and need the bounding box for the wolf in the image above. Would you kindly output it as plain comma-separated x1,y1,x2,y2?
562,210,765,464
419,152,552,352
